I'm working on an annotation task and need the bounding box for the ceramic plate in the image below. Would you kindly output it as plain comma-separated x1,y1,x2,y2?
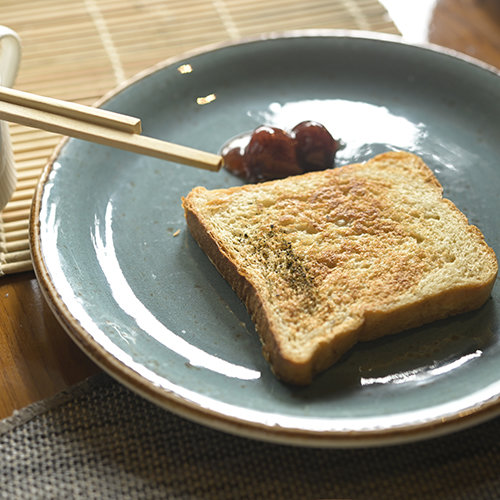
31,31,500,447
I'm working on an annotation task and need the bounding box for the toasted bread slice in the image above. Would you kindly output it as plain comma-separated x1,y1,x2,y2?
182,152,498,385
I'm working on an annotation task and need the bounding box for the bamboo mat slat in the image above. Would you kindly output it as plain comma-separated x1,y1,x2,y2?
0,0,398,276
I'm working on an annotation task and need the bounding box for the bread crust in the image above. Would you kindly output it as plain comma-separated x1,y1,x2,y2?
183,200,292,379
183,152,498,385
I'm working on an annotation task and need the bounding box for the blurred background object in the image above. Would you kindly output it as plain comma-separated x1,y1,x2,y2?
382,0,500,68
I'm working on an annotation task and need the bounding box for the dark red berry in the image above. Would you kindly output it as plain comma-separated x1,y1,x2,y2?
222,146,248,179
292,121,339,172
243,126,303,182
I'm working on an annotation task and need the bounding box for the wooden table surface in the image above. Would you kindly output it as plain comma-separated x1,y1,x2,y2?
1,0,500,420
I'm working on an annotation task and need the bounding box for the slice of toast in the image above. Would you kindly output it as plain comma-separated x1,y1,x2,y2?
182,151,498,385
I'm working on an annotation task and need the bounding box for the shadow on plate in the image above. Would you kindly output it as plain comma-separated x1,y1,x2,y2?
289,298,497,402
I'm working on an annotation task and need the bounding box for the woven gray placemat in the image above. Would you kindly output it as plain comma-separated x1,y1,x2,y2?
1,373,499,500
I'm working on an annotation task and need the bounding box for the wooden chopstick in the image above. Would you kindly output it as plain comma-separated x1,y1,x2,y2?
0,86,142,134
0,86,223,172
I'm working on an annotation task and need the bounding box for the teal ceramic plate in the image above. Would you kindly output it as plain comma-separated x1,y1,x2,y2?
31,31,500,447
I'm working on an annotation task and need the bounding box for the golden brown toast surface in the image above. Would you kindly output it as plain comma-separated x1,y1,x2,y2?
183,152,498,385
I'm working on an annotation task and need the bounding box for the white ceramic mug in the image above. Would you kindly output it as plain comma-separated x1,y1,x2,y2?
0,25,21,210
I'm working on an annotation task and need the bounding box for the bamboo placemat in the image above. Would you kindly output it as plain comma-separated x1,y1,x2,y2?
0,0,398,276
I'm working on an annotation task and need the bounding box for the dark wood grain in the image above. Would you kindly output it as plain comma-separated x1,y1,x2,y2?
0,273,98,418
430,0,500,69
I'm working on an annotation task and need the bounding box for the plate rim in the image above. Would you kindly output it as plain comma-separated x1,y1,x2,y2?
30,29,500,448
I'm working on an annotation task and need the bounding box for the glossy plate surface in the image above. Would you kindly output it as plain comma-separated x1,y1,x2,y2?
31,32,500,447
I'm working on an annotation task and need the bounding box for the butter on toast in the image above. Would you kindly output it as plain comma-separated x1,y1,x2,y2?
182,151,498,385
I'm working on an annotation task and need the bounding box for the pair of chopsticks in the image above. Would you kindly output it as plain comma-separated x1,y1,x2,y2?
0,86,223,172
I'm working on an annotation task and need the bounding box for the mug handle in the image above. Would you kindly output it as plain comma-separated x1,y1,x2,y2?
0,25,21,88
